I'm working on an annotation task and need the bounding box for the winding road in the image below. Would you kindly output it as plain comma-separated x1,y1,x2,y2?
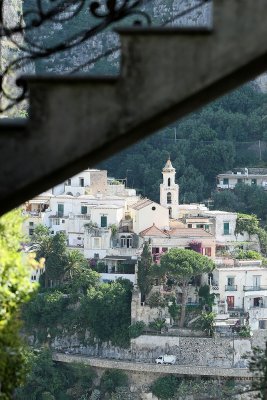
53,353,253,379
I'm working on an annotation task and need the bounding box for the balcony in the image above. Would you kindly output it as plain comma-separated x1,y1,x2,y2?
243,286,267,291
75,214,91,220
106,248,140,257
228,307,245,317
225,285,237,291
217,184,236,190
210,284,219,293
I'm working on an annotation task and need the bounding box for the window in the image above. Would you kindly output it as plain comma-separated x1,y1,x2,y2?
205,247,211,257
66,178,71,186
93,238,101,249
167,192,172,204
223,178,229,185
188,224,192,228
126,236,133,248
253,275,261,288
223,222,230,235
152,206,156,211
196,224,204,229
259,320,267,329
168,177,171,187
227,296,235,308
227,277,235,286
29,221,34,226
57,203,64,217
61,219,65,224
29,228,34,236
52,218,60,225
121,236,126,247
252,178,257,185
101,215,107,228
81,205,87,214
79,177,84,187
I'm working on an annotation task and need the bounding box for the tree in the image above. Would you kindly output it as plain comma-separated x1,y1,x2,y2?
137,242,152,302
0,210,38,399
32,225,68,287
151,375,181,400
80,279,133,347
100,370,128,395
235,213,260,238
246,343,267,399
15,349,96,400
158,249,215,327
64,250,89,283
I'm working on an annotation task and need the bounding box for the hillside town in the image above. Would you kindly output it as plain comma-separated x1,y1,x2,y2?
23,159,267,335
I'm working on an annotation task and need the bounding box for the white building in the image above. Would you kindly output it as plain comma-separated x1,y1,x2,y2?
130,198,169,234
217,168,267,191
210,258,267,330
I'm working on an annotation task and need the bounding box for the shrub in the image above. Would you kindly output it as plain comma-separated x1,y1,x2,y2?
235,249,262,260
146,292,166,308
198,312,215,336
95,262,107,273
151,376,181,399
148,318,166,332
239,325,252,337
100,370,128,395
129,321,146,338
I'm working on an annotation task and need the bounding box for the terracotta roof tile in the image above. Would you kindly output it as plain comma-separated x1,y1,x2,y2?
139,224,169,237
170,228,214,238
130,198,154,210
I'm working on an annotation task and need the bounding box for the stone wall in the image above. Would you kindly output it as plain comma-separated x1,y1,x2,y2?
51,331,252,369
131,335,251,368
87,170,108,195
131,290,171,325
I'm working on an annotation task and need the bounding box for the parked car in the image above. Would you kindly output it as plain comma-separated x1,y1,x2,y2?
155,355,176,365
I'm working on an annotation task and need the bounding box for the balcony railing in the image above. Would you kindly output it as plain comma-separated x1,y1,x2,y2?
210,285,219,291
228,306,244,312
225,285,237,291
243,286,267,291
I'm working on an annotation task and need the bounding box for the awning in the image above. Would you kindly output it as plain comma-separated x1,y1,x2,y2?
29,199,49,204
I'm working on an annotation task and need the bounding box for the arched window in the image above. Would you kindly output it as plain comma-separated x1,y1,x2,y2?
126,235,133,248
121,236,126,247
167,192,172,204
168,177,171,187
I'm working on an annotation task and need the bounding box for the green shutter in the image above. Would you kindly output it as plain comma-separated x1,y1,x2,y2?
58,204,64,217
223,222,229,235
81,206,87,214
101,216,107,227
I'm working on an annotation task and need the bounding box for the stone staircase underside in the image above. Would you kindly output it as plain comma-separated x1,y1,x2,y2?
1,0,267,214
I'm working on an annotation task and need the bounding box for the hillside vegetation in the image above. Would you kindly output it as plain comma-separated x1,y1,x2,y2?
99,85,267,212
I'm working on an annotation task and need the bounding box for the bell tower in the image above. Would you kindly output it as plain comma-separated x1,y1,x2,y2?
160,158,179,218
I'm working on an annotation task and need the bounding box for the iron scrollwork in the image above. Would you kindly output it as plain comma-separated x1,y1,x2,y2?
0,0,152,114
0,0,211,114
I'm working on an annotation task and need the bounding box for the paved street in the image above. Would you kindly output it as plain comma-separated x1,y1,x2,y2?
53,353,253,379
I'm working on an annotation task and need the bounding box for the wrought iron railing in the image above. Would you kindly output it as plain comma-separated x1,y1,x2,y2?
225,285,237,291
0,0,211,113
243,286,267,291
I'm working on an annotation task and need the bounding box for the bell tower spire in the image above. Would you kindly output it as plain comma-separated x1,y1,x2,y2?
160,158,179,218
